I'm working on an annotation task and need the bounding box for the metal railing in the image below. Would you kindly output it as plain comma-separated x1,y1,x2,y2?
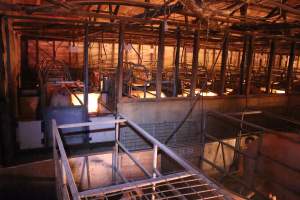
200,110,300,199
52,114,230,200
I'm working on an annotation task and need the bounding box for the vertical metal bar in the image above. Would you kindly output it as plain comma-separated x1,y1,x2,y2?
173,27,180,97
20,36,28,90
239,36,248,95
83,23,89,117
138,43,142,64
3,16,15,163
156,21,165,99
53,40,56,62
266,39,276,94
113,116,120,183
111,42,115,67
36,40,39,67
190,29,200,97
219,31,229,96
286,41,296,94
116,22,124,102
152,144,158,200
68,41,72,66
245,35,254,96
153,144,158,178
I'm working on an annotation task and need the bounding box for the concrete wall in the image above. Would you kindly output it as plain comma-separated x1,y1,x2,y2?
118,95,292,124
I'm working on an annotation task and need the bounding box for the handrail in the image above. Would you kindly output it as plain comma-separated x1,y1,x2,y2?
52,120,80,200
57,119,126,129
52,114,230,200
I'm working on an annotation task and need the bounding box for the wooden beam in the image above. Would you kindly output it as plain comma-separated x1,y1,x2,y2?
173,27,180,97
286,41,296,94
266,39,276,94
219,31,229,96
156,21,165,99
245,35,254,96
83,23,89,118
116,23,125,101
190,29,200,97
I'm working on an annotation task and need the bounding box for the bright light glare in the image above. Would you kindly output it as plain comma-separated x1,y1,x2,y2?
260,87,285,94
131,90,166,98
71,93,100,113
181,89,217,97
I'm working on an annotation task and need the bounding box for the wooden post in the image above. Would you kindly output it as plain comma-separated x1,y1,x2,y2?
245,35,254,96
190,29,200,97
156,21,165,99
116,23,125,102
83,23,89,117
219,32,229,96
173,27,180,97
266,39,276,94
286,42,296,94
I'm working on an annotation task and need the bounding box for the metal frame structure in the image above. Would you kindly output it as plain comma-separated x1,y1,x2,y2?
200,110,300,199
52,114,230,200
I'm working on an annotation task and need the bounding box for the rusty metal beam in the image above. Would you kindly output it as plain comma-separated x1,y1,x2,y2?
190,29,200,97
173,27,180,97
116,23,125,102
83,23,89,118
286,41,296,94
245,35,254,96
156,21,165,99
219,31,229,96
266,39,276,94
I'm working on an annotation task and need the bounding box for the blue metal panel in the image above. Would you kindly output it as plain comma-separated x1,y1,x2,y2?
45,105,88,146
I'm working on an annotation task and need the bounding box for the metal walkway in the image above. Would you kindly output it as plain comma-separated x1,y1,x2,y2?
52,114,231,200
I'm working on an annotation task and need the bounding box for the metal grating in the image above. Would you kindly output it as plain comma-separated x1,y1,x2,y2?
120,121,200,151
89,173,225,200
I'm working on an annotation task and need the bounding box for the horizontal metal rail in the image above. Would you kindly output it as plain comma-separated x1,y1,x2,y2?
57,119,126,129
52,113,229,200
208,110,300,144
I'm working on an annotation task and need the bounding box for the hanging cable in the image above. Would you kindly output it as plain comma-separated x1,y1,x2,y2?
165,20,228,144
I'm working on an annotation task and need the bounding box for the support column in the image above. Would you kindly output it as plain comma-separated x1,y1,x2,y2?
52,41,56,62
219,32,229,96
138,43,142,64
20,36,28,86
245,35,254,96
2,16,15,164
68,41,72,66
83,23,89,117
173,27,180,97
190,29,200,97
111,42,115,67
156,21,165,99
116,23,125,102
239,36,249,95
36,40,39,67
266,39,276,94
286,41,296,94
